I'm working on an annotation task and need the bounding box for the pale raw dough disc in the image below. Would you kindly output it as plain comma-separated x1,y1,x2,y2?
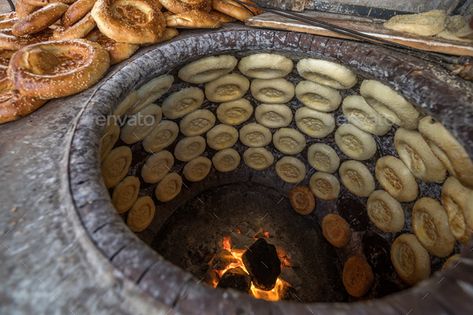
391,233,431,286
251,78,295,103
309,172,340,200
238,53,293,79
441,176,473,243
100,120,120,161
162,87,204,119
296,58,357,89
295,107,335,138
114,91,139,118
367,190,405,233
206,124,238,150
174,136,206,162
412,197,455,258
275,156,306,184
132,74,174,113
142,120,179,153
360,80,419,129
375,156,418,202
383,10,447,37
120,104,162,144
212,148,240,172
335,123,377,161
102,146,132,189
216,98,253,125
178,55,238,84
339,160,375,197
394,128,447,183
155,172,183,202
112,176,140,214
127,196,156,232
205,73,250,103
307,143,340,173
180,109,216,136
419,116,473,189
141,150,174,184
243,147,274,171
255,104,293,128
342,95,392,136
273,128,306,155
239,123,272,147
183,156,212,182
295,81,342,112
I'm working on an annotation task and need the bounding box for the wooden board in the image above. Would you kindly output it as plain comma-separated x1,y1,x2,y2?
247,11,473,57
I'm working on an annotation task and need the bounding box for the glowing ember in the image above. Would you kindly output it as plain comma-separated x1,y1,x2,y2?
211,235,291,301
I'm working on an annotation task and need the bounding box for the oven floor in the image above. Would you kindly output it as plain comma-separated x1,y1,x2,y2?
152,183,347,303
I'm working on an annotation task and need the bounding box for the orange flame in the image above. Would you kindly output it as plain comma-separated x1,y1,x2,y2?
213,235,290,301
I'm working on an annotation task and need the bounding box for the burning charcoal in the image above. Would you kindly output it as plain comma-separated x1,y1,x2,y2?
217,267,251,293
209,250,239,270
242,238,281,291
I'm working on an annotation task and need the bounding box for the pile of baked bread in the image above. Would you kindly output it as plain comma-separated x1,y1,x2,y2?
0,0,261,124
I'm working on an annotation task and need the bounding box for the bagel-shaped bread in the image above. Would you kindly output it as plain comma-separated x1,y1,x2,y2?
419,116,473,189
360,80,419,129
208,10,235,23
166,10,222,29
238,53,293,79
335,123,377,161
62,0,96,27
216,98,253,125
394,128,447,183
160,0,211,14
8,39,110,99
295,107,335,138
275,156,306,184
0,89,47,124
375,156,418,202
15,0,39,19
212,148,240,172
91,0,166,44
162,87,204,119
0,15,18,30
243,147,274,171
391,233,431,286
22,0,76,5
412,197,455,257
342,95,392,136
52,13,96,40
255,104,293,128
178,55,237,84
309,172,340,200
297,58,357,89
339,160,375,197
86,29,139,65
12,3,69,37
0,64,11,92
212,0,262,22
205,73,249,103
251,78,294,103
295,80,342,112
